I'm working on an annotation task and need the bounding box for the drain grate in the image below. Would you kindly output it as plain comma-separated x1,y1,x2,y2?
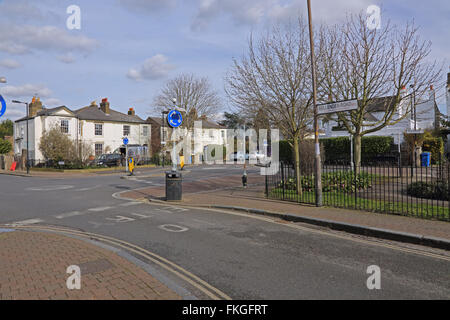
78,258,115,275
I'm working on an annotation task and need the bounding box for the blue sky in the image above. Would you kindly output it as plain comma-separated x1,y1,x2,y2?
0,0,448,121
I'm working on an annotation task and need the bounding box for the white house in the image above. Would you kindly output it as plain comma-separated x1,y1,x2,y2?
320,86,441,146
14,97,150,162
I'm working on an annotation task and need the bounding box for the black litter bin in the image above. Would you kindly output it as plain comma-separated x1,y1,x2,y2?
166,171,182,201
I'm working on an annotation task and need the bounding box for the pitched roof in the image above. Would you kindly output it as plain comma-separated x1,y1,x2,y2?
74,105,146,124
365,96,397,113
200,119,225,129
15,106,74,122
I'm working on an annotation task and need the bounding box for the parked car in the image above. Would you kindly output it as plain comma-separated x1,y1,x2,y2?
91,153,123,167
230,151,247,162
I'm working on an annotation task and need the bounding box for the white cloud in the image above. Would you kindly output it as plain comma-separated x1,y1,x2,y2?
0,59,21,69
0,0,61,24
192,0,273,31
191,0,374,31
0,24,99,55
0,84,52,98
44,98,62,106
3,108,26,119
57,54,76,64
127,54,175,81
118,0,176,13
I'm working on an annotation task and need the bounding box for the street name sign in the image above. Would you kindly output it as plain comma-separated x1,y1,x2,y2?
317,99,358,115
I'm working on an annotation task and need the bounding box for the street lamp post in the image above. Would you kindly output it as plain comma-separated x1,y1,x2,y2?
12,100,30,174
307,0,323,207
161,111,168,168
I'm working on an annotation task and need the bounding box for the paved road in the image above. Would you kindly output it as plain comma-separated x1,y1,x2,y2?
1,166,449,299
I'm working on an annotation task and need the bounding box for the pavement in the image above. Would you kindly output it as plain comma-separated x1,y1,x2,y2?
119,171,450,248
0,228,180,300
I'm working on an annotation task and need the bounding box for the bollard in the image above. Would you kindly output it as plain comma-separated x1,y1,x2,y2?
242,173,248,188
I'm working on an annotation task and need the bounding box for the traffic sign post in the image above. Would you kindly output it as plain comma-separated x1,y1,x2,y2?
167,109,183,172
123,137,129,173
0,95,6,118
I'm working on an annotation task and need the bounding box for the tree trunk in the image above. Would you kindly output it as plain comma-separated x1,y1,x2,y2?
354,134,362,173
293,136,303,196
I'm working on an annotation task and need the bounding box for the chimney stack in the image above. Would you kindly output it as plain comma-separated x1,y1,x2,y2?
429,85,435,101
100,98,110,114
29,96,43,117
128,108,135,116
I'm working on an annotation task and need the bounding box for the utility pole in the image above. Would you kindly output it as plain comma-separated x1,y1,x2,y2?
307,0,322,206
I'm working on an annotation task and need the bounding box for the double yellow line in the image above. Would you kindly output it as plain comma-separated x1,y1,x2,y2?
2,224,231,301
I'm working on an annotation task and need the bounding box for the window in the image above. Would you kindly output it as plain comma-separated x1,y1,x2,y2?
95,124,103,136
95,143,103,156
78,122,82,136
123,125,130,136
61,120,69,134
142,126,148,137
209,130,215,138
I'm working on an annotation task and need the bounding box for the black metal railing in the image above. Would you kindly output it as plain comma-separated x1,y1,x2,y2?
266,161,450,221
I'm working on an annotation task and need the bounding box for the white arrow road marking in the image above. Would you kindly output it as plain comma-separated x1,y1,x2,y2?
158,224,189,233
54,211,84,219
163,206,189,212
130,213,153,219
88,206,113,212
26,185,74,191
105,216,136,223
74,185,101,192
119,202,142,207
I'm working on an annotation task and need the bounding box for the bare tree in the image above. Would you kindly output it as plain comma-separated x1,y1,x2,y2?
225,19,318,195
153,73,221,129
321,13,441,168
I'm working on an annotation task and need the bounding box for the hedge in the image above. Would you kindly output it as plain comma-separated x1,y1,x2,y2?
407,181,449,201
422,137,444,164
320,136,394,164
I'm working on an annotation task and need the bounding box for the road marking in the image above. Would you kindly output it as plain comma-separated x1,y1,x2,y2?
88,206,113,212
119,202,142,207
106,216,136,223
130,213,153,219
54,211,84,219
163,206,189,212
158,224,189,233
8,219,44,226
26,185,74,191
74,185,101,192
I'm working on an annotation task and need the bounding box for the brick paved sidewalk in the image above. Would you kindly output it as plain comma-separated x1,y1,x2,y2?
179,186,450,241
0,229,180,300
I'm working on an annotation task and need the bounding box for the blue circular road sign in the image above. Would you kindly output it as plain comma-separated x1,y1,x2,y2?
167,110,183,128
0,95,6,119
123,137,129,145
